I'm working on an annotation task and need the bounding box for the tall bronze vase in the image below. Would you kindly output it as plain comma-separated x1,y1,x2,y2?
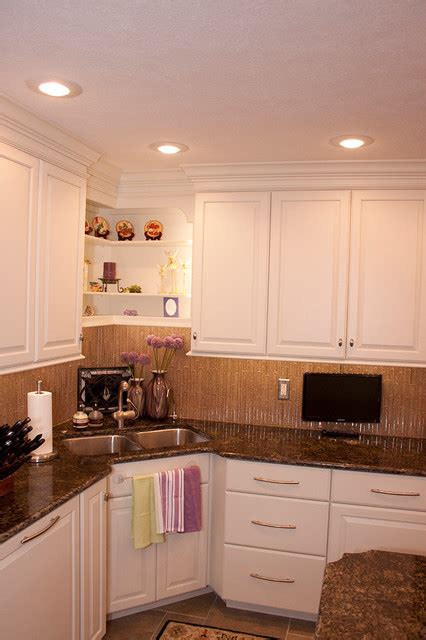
145,371,170,420
128,378,145,419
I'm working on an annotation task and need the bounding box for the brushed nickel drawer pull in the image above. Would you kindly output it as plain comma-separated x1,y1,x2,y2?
252,519,296,530
371,488,420,497
20,515,60,544
253,476,300,485
250,572,295,583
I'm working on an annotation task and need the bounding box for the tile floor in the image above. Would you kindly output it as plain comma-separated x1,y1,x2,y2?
104,592,316,639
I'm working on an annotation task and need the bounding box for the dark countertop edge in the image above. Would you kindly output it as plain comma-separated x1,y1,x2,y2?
0,421,424,544
105,445,426,477
0,467,111,545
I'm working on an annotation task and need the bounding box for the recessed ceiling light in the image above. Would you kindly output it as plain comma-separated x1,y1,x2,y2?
149,141,189,155
26,78,82,98
330,135,374,149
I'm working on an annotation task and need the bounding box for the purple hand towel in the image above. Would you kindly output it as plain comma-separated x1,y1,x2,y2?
183,466,202,532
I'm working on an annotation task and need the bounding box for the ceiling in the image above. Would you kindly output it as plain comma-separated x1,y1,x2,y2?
1,0,425,170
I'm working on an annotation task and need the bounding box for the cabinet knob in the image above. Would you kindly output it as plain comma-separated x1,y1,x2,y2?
192,332,197,340
349,338,354,347
79,333,84,343
338,338,343,347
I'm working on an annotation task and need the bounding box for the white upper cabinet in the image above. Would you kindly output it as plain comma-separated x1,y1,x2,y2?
267,191,350,359
191,192,271,354
0,143,38,368
36,162,86,362
191,189,426,364
347,190,426,362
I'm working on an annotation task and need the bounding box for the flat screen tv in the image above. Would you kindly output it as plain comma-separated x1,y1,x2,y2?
302,373,382,423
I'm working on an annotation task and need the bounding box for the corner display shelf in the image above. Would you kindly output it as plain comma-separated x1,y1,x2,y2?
85,236,192,248
83,208,193,328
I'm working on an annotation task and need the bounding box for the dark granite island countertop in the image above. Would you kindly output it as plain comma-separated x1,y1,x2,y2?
0,418,425,544
315,550,426,639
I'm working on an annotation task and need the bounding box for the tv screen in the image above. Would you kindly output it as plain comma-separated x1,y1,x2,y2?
302,373,382,423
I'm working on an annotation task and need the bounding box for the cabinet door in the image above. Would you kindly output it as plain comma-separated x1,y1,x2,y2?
80,479,107,640
267,191,350,359
347,190,426,362
36,162,86,361
327,503,426,562
0,497,79,640
107,496,156,613
156,484,209,599
0,143,38,368
192,192,270,354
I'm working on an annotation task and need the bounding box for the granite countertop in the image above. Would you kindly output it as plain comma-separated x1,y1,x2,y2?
0,417,424,544
315,550,426,639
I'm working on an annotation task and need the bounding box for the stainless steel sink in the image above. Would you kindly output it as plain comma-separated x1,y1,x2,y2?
63,434,142,456
129,427,210,449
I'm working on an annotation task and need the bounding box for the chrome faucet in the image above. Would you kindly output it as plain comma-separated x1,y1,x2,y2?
167,388,177,421
112,381,136,428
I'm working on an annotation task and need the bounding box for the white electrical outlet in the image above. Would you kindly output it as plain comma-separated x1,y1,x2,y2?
278,378,290,400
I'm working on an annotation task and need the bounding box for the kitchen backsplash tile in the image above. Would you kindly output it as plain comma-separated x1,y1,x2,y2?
0,326,424,438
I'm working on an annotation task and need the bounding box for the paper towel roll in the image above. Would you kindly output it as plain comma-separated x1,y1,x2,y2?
27,388,53,455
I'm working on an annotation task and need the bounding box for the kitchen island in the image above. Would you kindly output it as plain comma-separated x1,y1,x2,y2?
315,550,425,639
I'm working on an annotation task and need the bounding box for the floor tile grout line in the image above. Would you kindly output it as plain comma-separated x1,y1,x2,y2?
283,616,290,640
150,611,166,640
204,593,218,622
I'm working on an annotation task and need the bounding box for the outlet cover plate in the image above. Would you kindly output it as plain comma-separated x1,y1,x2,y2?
278,378,290,400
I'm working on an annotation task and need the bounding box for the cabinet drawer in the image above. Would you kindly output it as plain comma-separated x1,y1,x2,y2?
225,492,328,556
327,503,426,562
226,459,330,501
108,453,210,496
0,496,79,559
331,470,426,511
222,545,325,615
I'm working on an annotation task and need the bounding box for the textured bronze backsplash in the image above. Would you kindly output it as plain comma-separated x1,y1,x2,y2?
0,325,425,438
105,326,425,439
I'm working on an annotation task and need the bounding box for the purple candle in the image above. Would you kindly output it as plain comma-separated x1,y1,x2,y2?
103,262,116,280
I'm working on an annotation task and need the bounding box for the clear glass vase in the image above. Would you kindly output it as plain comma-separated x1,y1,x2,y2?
128,378,145,419
145,371,170,420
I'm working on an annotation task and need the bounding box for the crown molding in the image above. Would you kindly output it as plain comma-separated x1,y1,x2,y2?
116,169,195,219
181,160,426,191
0,93,100,176
119,168,193,197
87,158,122,208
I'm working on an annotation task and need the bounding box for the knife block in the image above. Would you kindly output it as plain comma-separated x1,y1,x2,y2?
0,475,14,497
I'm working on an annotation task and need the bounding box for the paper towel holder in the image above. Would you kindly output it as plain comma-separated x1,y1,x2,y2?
29,380,59,463
30,449,58,463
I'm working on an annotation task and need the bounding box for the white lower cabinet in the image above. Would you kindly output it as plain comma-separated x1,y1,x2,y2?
106,454,210,614
327,470,426,562
327,503,426,562
212,459,331,617
1,455,425,636
0,497,80,640
80,479,107,640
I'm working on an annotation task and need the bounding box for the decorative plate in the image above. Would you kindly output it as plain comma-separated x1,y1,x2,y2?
116,219,135,241
92,216,110,238
85,219,93,235
144,219,163,240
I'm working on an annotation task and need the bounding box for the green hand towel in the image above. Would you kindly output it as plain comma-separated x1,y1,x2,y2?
132,475,165,549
